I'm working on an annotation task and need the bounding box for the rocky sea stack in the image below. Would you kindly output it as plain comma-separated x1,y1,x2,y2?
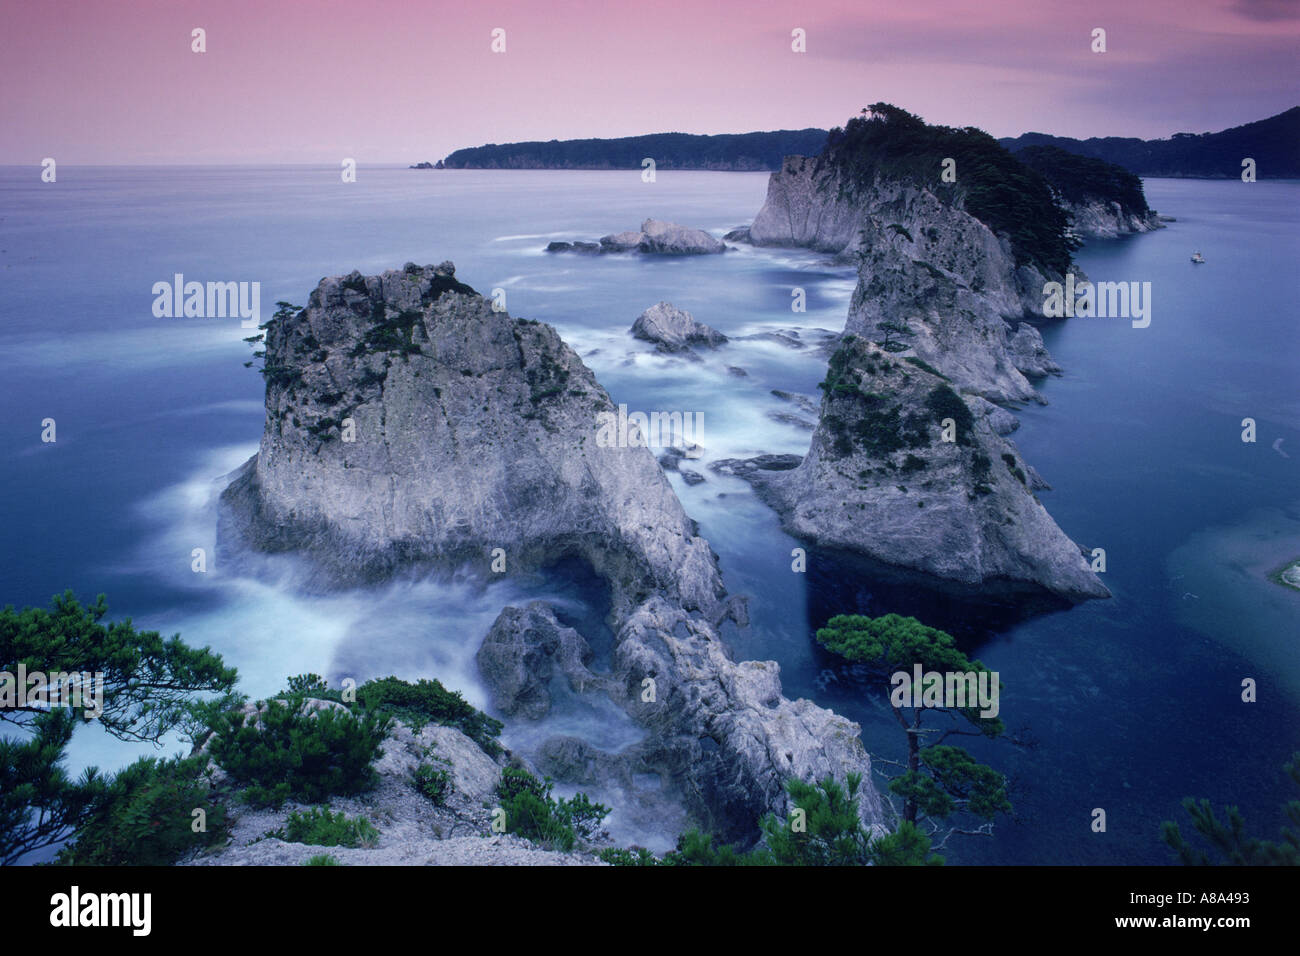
218,261,887,843
218,261,723,619
720,104,1117,600
726,336,1109,601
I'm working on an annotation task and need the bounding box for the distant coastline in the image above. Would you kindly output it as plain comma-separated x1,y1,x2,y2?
427,107,1299,179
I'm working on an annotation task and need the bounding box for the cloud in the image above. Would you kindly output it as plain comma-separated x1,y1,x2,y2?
1230,0,1300,23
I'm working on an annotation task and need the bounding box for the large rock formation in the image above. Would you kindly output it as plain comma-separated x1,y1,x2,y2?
725,337,1109,601
486,596,886,844
611,598,886,841
220,262,887,841
218,262,725,622
723,122,1118,602
748,155,1065,403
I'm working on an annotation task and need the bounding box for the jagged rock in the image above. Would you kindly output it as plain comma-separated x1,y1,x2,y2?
771,390,820,415
723,226,751,242
658,442,705,470
1060,200,1164,239
218,263,727,623
631,302,727,352
535,735,633,789
745,155,1072,403
599,231,645,253
726,366,749,377
477,602,608,719
612,598,885,843
736,330,804,349
1024,463,1051,491
969,396,1020,436
749,156,871,258
1006,322,1062,377
732,339,1109,601
220,262,887,842
768,411,817,431
678,468,706,485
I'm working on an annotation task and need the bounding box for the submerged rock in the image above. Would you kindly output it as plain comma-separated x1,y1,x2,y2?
545,240,601,254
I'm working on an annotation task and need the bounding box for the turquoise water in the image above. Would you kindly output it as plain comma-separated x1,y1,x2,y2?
1,167,1295,862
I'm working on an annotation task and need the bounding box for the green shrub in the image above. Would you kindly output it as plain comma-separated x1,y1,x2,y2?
355,676,503,756
274,674,503,757
303,853,340,866
1001,452,1027,485
904,356,948,380
924,384,974,446
662,828,763,866
819,103,1074,275
206,699,390,808
413,763,452,806
495,767,609,852
55,754,226,866
599,846,663,866
282,807,379,848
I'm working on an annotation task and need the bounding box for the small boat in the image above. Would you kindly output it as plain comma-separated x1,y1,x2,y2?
1191,251,1205,263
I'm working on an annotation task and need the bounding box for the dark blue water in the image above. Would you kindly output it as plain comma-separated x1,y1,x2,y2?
1,167,1295,863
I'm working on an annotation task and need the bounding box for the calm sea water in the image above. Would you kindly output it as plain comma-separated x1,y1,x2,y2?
1,167,1296,863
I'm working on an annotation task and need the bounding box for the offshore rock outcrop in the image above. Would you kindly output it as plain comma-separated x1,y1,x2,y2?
630,301,727,352
547,219,725,255
747,156,1066,403
218,261,725,622
725,121,1117,601
220,262,886,841
730,337,1108,601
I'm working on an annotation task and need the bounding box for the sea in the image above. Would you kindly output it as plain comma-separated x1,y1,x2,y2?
1,166,1296,863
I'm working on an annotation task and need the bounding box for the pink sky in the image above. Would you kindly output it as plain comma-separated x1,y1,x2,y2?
1,0,1296,163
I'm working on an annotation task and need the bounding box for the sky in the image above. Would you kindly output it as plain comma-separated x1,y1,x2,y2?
1,0,1296,164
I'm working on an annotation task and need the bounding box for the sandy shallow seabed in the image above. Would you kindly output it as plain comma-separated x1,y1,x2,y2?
1167,504,1300,699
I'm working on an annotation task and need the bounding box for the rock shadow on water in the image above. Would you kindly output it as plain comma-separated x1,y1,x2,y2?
803,545,1076,652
